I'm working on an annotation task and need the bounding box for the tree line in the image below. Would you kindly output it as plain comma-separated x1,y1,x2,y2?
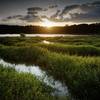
0,23,100,35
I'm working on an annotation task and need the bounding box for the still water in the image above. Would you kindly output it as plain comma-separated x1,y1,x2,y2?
0,59,68,96
0,34,88,37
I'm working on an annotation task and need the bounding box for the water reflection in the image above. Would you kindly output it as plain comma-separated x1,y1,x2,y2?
0,34,87,37
0,59,68,96
42,40,54,44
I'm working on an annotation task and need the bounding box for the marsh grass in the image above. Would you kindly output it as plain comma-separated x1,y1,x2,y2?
0,45,100,99
0,36,100,46
37,43,100,56
0,36,100,100
0,65,57,100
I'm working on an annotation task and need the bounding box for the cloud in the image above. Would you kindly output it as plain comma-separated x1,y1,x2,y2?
20,15,42,22
27,7,48,15
49,5,58,9
1,15,28,25
90,1,100,6
1,1,100,25
2,7,45,24
2,14,41,24
3,15,23,20
51,10,60,17
60,5,79,16
27,7,43,11
58,1,100,22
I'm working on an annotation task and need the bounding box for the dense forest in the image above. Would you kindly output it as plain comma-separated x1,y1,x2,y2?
0,23,100,35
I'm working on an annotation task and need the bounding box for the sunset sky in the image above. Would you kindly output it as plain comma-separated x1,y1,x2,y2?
0,0,100,26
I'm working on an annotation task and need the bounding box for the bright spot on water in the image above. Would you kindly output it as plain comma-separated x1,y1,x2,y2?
42,40,51,44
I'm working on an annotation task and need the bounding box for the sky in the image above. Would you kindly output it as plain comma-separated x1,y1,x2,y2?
0,0,100,26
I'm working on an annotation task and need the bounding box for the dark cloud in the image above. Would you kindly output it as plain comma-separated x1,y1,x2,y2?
6,15,23,19
49,4,58,9
2,6,44,23
1,1,100,25
27,7,48,16
20,15,42,22
41,15,48,19
58,1,100,22
27,7,43,11
60,5,79,16
2,15,23,21
91,1,100,6
3,14,41,23
51,10,60,18
27,7,48,13
27,7,43,16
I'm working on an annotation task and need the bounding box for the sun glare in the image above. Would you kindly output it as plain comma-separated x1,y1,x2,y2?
41,19,56,28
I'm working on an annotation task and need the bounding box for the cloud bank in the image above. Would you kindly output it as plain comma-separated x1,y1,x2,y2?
1,1,100,25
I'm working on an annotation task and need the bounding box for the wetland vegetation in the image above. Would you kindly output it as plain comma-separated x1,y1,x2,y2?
0,35,100,100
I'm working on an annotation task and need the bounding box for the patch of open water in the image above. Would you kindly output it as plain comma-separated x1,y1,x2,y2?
0,59,68,96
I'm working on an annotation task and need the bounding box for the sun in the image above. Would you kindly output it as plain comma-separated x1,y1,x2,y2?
41,19,56,28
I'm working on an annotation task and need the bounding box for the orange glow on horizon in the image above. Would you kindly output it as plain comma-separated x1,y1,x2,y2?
29,19,75,27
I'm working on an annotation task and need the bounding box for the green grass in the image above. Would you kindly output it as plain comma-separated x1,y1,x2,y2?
0,65,56,100
0,45,100,100
0,35,100,47
37,43,100,56
0,36,100,100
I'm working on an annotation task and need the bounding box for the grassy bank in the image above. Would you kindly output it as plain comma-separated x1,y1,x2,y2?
37,43,100,56
0,45,100,100
0,65,57,100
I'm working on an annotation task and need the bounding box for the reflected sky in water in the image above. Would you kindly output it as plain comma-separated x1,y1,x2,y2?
0,59,68,96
